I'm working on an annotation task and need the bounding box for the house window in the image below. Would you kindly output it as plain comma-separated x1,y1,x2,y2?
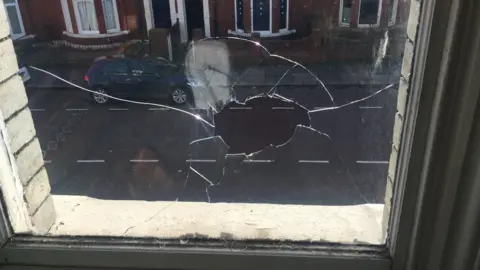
388,0,399,25
340,0,352,26
73,0,99,34
252,0,271,32
358,0,381,26
235,0,244,31
102,0,121,33
3,0,25,39
279,0,287,30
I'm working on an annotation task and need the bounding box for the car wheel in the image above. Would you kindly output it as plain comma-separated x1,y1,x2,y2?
170,87,188,105
92,88,109,104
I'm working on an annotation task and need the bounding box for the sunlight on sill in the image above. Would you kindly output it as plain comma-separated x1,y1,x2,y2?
45,195,385,244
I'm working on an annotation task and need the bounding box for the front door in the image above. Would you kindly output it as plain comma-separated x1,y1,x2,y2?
3,0,25,40
252,0,270,32
152,0,172,28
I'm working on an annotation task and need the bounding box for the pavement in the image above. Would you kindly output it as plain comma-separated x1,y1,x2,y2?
27,83,397,205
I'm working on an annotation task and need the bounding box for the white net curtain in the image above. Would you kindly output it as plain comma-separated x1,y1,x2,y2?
102,0,119,32
76,0,98,32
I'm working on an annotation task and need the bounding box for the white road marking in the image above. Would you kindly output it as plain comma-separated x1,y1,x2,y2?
130,159,159,163
243,159,273,163
359,106,383,109
148,108,169,111
356,160,389,164
186,159,216,163
108,108,129,111
298,160,329,164
272,106,294,110
77,159,105,163
29,108,46,112
44,160,52,164
66,108,89,111
230,107,252,110
313,107,328,110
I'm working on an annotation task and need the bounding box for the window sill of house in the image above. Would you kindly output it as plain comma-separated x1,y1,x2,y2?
62,30,130,39
40,194,385,244
228,29,296,38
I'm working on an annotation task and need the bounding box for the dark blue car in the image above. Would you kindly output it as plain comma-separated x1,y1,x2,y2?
84,56,191,105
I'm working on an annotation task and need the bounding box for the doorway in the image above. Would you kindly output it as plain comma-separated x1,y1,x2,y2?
185,0,204,40
152,0,172,28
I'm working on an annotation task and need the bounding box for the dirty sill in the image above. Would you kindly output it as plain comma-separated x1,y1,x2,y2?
44,195,385,244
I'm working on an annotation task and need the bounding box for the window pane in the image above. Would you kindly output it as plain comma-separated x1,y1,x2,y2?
102,0,118,31
279,0,287,29
342,0,352,24
77,0,98,32
388,0,397,23
236,0,244,30
359,0,379,25
6,5,22,34
10,0,414,246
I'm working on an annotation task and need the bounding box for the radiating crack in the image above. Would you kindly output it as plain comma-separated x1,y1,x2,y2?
32,36,397,206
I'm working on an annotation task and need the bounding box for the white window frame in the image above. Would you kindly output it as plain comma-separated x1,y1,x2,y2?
278,0,289,32
234,0,245,32
388,0,399,26
3,0,25,40
2,0,480,270
250,0,273,36
338,0,352,27
72,0,100,35
357,0,382,28
102,0,121,33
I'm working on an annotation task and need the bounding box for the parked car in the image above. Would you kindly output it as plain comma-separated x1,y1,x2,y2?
84,56,191,105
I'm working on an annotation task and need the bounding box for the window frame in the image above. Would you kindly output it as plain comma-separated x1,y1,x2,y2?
234,0,245,33
72,0,100,35
338,0,352,27
3,0,26,40
2,0,480,270
250,0,273,35
388,0,399,26
356,0,382,28
101,0,121,33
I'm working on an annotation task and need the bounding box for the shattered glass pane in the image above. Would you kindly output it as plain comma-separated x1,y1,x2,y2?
16,0,409,243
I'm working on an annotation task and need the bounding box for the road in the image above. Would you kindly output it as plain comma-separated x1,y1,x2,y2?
26,84,397,205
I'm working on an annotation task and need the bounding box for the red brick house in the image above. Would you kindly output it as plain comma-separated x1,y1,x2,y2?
5,0,147,48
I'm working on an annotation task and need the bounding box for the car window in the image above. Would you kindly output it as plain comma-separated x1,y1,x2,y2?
130,60,158,74
102,61,128,74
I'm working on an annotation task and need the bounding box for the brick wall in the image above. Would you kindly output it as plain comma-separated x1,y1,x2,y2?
382,0,420,238
0,4,55,233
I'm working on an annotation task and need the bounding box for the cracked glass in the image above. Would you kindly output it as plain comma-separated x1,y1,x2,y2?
15,0,409,244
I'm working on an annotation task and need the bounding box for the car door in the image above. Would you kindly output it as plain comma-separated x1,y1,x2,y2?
101,60,137,97
130,59,170,99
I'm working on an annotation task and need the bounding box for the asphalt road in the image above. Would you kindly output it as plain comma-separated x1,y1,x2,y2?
26,84,397,205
